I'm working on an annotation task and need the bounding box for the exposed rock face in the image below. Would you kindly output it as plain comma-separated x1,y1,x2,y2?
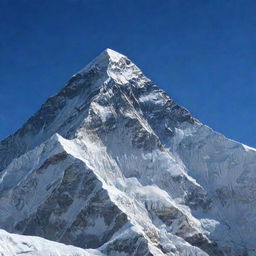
0,49,256,255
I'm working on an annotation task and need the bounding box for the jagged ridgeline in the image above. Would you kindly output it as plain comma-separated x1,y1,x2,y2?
0,49,256,256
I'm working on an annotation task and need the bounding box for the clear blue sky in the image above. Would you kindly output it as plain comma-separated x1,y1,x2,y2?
0,0,256,147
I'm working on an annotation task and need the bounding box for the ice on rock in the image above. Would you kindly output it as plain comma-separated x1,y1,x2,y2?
0,49,256,256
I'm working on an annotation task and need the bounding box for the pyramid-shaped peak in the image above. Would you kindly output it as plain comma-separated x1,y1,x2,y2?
103,48,126,61
79,48,132,75
92,48,127,64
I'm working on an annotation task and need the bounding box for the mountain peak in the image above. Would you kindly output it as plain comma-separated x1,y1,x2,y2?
1,49,256,256
79,48,127,74
103,48,126,62
77,48,149,87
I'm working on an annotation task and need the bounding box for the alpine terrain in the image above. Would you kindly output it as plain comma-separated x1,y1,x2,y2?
0,49,256,256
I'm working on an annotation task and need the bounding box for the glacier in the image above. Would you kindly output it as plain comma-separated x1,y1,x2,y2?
0,48,256,255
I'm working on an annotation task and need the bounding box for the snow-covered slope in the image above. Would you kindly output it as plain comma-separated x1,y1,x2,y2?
0,229,102,256
0,49,256,256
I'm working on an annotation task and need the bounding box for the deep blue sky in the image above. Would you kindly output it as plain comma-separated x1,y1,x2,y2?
0,0,256,147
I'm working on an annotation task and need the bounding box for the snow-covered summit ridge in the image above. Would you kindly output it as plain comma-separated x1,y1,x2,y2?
104,48,126,61
95,48,126,63
79,48,127,73
78,48,149,86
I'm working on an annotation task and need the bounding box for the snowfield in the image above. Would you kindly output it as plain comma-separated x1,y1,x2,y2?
0,229,102,256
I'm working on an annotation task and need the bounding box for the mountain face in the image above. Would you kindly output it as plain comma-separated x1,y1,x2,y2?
0,49,256,256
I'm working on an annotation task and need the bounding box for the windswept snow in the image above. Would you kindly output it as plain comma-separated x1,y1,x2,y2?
0,229,102,256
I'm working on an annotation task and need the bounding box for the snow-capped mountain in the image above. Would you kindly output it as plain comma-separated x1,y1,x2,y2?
0,49,256,256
